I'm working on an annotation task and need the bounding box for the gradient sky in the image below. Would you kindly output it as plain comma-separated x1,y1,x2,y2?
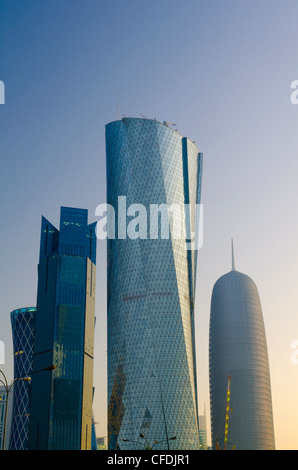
1,0,298,450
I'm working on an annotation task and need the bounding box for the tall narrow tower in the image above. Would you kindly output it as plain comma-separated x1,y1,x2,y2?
28,207,97,450
10,307,37,450
209,242,275,450
106,117,203,450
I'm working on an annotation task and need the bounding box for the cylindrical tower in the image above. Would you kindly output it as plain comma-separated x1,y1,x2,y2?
209,244,275,450
9,307,36,450
106,118,203,450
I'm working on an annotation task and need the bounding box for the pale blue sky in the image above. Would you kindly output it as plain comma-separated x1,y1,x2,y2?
1,0,298,449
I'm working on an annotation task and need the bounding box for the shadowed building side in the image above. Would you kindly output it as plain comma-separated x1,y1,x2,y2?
28,207,97,450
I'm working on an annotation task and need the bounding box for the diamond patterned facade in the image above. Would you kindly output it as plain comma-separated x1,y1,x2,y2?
9,307,36,450
106,118,203,450
209,267,275,450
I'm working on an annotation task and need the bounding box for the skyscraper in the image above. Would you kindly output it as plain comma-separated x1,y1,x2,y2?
198,405,208,450
209,242,275,450
106,117,203,450
9,307,37,450
0,386,12,450
28,207,97,450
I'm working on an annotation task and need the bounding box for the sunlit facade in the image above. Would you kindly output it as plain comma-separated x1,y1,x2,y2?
209,247,275,450
9,307,37,450
28,207,96,450
106,117,203,450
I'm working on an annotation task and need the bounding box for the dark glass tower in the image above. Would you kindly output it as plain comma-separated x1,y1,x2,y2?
106,118,203,450
9,307,37,450
209,242,275,450
28,207,97,450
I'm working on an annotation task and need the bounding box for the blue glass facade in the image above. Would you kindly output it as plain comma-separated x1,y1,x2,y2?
28,207,97,450
9,307,36,450
106,118,203,450
209,261,275,450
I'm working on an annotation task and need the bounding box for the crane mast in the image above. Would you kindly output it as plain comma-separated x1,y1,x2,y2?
215,375,235,450
224,376,231,450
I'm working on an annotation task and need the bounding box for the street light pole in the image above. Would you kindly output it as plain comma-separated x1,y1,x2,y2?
0,370,31,450
0,364,55,450
123,434,177,450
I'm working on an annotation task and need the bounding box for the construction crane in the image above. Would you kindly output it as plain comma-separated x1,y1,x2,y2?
163,121,177,127
216,375,235,450
224,375,231,450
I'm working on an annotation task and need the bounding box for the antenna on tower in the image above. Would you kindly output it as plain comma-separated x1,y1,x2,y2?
231,239,236,271
117,94,119,120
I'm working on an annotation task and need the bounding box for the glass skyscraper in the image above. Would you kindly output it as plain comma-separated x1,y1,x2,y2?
28,207,97,450
106,117,203,450
9,307,36,450
209,243,275,450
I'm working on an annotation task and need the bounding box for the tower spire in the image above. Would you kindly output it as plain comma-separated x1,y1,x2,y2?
231,238,236,271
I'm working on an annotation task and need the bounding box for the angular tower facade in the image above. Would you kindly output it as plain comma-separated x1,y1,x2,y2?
28,207,96,450
209,244,275,450
9,307,37,450
106,118,203,450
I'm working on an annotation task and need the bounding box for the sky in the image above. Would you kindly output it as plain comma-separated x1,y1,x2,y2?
0,0,298,450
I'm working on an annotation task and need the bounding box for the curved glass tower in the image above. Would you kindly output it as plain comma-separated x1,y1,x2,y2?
209,243,275,450
106,118,203,450
9,307,36,450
